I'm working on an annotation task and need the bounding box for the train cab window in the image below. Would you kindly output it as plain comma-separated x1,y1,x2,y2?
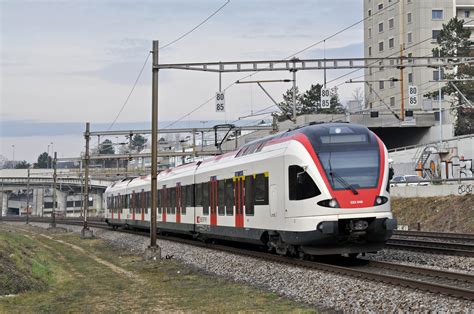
181,186,186,215
195,183,202,206
245,175,254,215
254,173,269,205
202,182,209,215
225,179,234,215
289,165,321,200
170,187,176,215
218,180,225,216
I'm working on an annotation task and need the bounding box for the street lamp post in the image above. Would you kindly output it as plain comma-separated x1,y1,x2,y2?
11,145,15,168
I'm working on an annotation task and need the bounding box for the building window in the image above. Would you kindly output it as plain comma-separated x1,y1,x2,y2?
390,97,395,107
369,46,372,56
389,18,394,29
432,10,443,20
432,30,441,40
368,9,372,16
408,52,413,63
465,10,470,18
378,3,383,10
390,78,395,88
407,32,412,43
379,41,384,52
369,84,373,94
379,80,384,90
407,12,412,23
408,72,413,83
433,69,444,81
389,38,394,49
378,22,384,32
368,27,372,38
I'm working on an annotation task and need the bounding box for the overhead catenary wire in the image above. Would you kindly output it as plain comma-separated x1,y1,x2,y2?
108,0,231,130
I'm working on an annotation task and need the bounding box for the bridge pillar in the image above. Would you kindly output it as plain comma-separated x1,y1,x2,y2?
32,188,44,216
1,192,7,216
57,190,68,216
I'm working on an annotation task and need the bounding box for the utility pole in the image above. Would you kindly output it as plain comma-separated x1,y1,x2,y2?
50,152,57,228
399,0,405,121
145,40,161,260
26,168,30,224
81,122,93,239
1,180,4,220
438,66,443,146
291,59,297,122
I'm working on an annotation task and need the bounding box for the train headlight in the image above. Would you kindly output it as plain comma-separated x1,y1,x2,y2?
374,196,388,206
317,199,340,208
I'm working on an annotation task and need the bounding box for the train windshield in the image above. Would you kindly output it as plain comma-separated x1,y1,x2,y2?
318,149,380,190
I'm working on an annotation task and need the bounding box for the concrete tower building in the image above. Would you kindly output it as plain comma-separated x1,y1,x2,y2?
363,0,474,134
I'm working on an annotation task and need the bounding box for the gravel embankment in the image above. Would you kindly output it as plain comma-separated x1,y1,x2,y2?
15,222,474,312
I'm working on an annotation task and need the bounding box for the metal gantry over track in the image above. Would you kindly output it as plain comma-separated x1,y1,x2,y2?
155,56,473,72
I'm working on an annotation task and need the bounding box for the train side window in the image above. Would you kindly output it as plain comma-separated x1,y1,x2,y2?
170,187,176,215
225,178,234,215
137,193,142,214
181,186,186,215
195,183,202,206
288,165,321,200
218,180,225,216
157,189,162,214
145,190,149,214
254,173,269,205
186,185,194,207
245,175,254,215
202,182,209,215
165,188,171,215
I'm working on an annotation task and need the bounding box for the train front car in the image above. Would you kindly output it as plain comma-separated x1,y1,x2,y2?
280,123,396,256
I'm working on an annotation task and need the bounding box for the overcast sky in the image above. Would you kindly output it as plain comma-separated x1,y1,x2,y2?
1,0,364,162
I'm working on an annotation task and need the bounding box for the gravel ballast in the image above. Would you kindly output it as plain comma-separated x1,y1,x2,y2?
13,222,474,312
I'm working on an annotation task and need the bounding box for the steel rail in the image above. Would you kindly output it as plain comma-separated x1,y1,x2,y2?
386,238,474,257
394,230,474,241
2,216,473,301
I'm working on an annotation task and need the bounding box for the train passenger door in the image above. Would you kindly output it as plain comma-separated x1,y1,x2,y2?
235,173,244,228
176,183,181,224
210,177,217,226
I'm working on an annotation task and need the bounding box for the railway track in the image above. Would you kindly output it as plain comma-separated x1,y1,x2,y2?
394,230,474,242
388,232,474,257
2,216,473,301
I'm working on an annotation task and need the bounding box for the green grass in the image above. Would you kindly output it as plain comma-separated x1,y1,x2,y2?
0,223,316,313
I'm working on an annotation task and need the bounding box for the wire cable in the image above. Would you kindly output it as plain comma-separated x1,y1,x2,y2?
107,52,151,130
160,0,231,50
108,0,231,130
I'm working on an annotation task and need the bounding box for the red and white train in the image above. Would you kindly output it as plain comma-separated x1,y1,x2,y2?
104,123,396,256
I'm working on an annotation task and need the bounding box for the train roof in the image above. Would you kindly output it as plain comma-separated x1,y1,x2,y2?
105,122,372,192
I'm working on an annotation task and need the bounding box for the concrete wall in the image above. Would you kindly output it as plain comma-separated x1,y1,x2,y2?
391,181,473,197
